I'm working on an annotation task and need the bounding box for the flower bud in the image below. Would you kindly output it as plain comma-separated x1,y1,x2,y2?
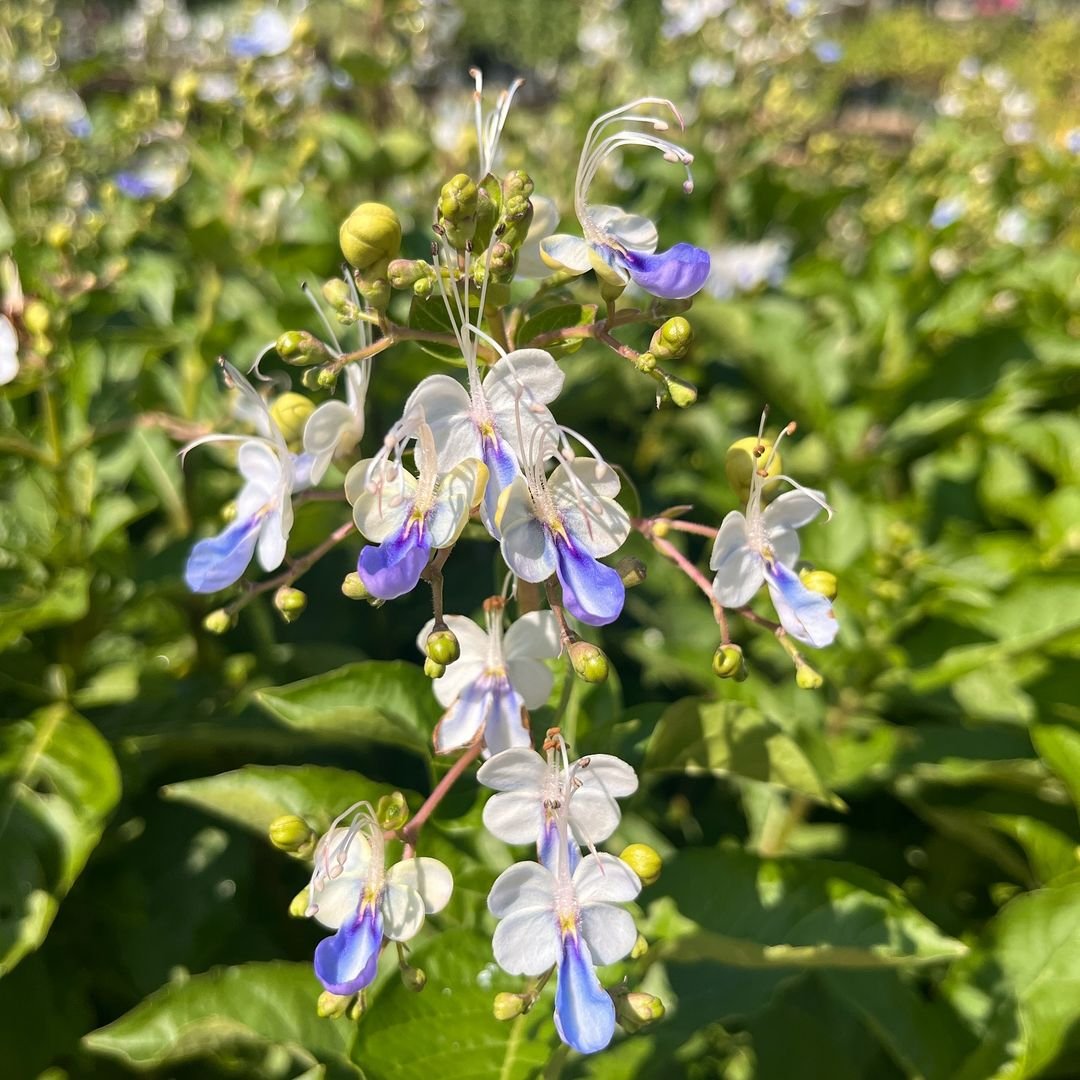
347,994,367,1021
276,329,327,366
426,627,460,666
413,277,434,299
630,933,649,960
376,792,410,831
569,640,609,684
620,843,662,886
634,352,657,374
438,174,478,248
650,316,693,361
712,643,748,681
617,556,648,588
424,657,446,679
493,992,525,1021
341,572,370,600
274,586,307,623
321,277,352,313
799,568,838,600
485,241,517,280
388,259,432,289
23,300,50,336
316,367,339,392
269,814,316,854
358,277,390,312
499,193,534,248
661,371,698,408
288,886,310,918
339,202,402,275
300,367,323,391
726,436,782,504
502,169,535,200
795,664,824,690
618,992,665,1030
400,964,427,992
269,393,315,446
202,609,235,635
317,991,353,1019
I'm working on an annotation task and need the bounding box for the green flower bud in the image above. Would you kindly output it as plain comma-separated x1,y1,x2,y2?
650,316,693,361
502,169,535,200
388,259,433,289
376,792,410,831
321,277,352,313
203,609,235,635
795,664,824,690
630,933,649,960
400,964,427,992
617,556,648,588
634,352,657,374
485,241,517,280
317,991,353,1019
413,277,434,299
339,202,402,274
347,993,367,1021
725,436,781,504
438,173,478,247
316,367,339,392
499,194,534,248
274,586,307,623
269,814,316,854
23,299,50,336
426,627,460,666
712,643,747,681
620,843,662,886
342,572,370,600
569,640,609,684
425,657,446,679
269,393,315,446
288,886,310,918
619,992,665,1029
800,568,838,600
358,277,390,312
276,330,328,366
493,992,525,1021
662,371,698,409
301,367,323,391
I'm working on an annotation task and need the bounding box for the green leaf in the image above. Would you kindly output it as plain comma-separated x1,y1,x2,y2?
162,765,408,837
645,699,843,809
407,293,475,364
353,928,554,1079
658,846,965,969
517,303,597,356
255,661,438,758
1033,723,1080,820
0,705,120,975
83,961,360,1076
0,567,90,652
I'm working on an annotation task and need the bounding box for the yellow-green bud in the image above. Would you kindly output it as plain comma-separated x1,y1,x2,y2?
499,194,534,248
725,436,781,504
438,173,478,247
316,367,339,391
617,556,648,588
321,277,351,312
662,371,698,408
317,991,353,1019
341,572,370,600
276,330,327,366
620,843,662,886
203,609,235,635
269,393,315,445
502,169,535,200
388,259,432,289
426,627,460,666
274,586,307,623
799,568,838,600
619,992,665,1028
376,792,410,831
289,886,310,918
413,277,434,299
268,814,316,854
630,933,649,960
400,964,427,992
425,657,446,679
650,316,693,361
493,992,525,1021
486,241,517,280
347,993,366,1022
300,367,323,391
712,643,747,681
339,202,402,274
795,664,824,690
23,299,50,336
569,640,609,684
358,277,390,312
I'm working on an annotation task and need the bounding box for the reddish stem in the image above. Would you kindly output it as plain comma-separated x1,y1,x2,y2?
401,740,484,847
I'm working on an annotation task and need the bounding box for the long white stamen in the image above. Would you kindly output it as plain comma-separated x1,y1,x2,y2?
301,281,343,356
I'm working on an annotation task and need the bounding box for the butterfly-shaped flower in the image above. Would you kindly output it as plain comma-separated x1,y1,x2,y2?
303,361,371,483
539,99,710,300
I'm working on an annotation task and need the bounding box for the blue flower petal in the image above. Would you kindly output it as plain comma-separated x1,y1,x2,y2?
481,436,519,538
554,934,616,1055
618,243,711,300
538,817,582,875
357,525,430,600
763,558,839,648
184,515,262,593
555,539,624,626
314,903,383,995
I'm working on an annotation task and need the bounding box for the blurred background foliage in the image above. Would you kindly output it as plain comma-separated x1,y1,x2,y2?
1,0,1079,1077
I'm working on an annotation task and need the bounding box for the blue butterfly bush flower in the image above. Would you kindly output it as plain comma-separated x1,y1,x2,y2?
539,98,711,300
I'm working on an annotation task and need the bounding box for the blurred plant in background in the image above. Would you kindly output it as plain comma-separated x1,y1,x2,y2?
1,0,1079,1077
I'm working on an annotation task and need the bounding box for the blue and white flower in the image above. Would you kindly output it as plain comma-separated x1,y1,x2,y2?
418,603,561,756
307,804,453,996
116,144,190,201
710,424,838,648
477,736,637,872
303,361,370,483
229,7,294,59
344,421,486,601
488,803,641,1054
539,99,710,300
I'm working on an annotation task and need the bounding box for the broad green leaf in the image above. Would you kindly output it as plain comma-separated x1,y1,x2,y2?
0,705,120,976
645,699,843,809
407,292,476,364
517,303,597,356
83,961,360,1076
657,846,965,969
162,765,407,837
0,567,90,651
353,928,554,1079
1033,723,1080,820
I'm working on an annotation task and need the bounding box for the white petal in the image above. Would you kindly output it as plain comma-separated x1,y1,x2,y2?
549,457,621,500
0,315,18,385
432,690,489,752
573,853,641,905
482,789,543,845
770,527,801,568
237,440,284,498
529,195,560,238
580,904,638,967
493,907,562,976
431,659,486,709
539,233,593,274
579,754,639,798
476,747,547,792
559,500,630,560
498,478,557,582
484,349,565,421
380,880,426,941
426,458,486,548
709,512,763,608
488,860,557,917
568,790,622,848
504,610,562,662
404,375,480,470
349,463,415,543
308,876,363,929
590,205,658,253
303,401,355,483
507,659,554,710
387,857,454,914
255,505,288,571
762,489,829,532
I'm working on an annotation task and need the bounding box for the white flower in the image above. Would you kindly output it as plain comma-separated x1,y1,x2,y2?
515,195,560,279
0,315,18,386
710,423,838,648
418,603,561,756
229,7,294,58
303,361,371,483
307,804,453,995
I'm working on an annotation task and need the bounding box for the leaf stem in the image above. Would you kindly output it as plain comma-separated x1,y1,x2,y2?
401,740,484,848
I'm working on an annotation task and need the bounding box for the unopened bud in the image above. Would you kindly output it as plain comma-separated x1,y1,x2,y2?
203,608,235,635
425,657,446,679
341,572,370,600
388,259,432,289
321,277,351,313
486,241,517,279
726,436,781,503
274,586,307,623
620,843,662,886
426,627,460,666
438,173,478,247
400,964,427,992
630,933,649,960
413,277,433,299
499,193,534,248
268,814,316,854
598,276,627,303
376,792,410,831
799,568,838,600
619,992,665,1029
269,393,315,445
339,202,402,274
795,664,824,690
634,352,657,374
347,994,366,1021
317,991,353,1019
662,371,698,408
301,367,323,391
569,640,609,684
502,169,535,200
493,992,525,1021
276,329,328,366
358,277,390,312
289,887,310,918
23,300,50,336
617,556,647,588
712,643,747,681
650,316,693,360
316,366,339,391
